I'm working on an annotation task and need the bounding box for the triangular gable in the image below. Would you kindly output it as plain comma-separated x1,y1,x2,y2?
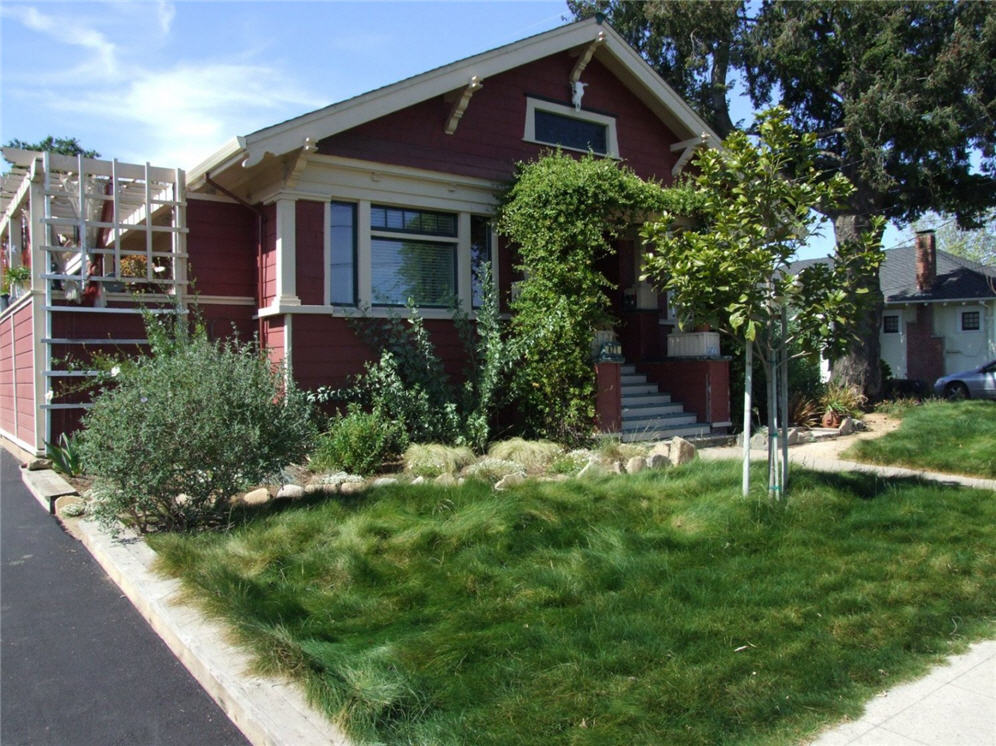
188,17,717,185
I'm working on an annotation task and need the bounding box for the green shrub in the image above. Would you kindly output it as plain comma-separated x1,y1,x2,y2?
46,432,84,477
461,457,523,484
487,438,562,474
79,314,315,533
403,443,476,477
311,405,405,477
820,379,867,418
549,450,590,475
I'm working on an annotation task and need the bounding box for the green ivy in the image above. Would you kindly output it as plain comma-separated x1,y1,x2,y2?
496,151,682,443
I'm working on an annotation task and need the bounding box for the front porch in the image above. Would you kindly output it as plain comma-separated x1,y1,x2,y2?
592,237,731,441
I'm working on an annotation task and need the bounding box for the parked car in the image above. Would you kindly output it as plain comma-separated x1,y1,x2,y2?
933,359,996,400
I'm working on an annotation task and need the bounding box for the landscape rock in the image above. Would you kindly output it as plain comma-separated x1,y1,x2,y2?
434,473,457,487
372,477,398,488
494,472,526,491
669,437,697,466
54,495,85,516
26,458,53,471
280,464,311,487
577,458,603,479
304,482,336,496
649,442,670,460
625,456,646,474
276,484,305,500
786,427,804,446
411,476,426,485
838,417,855,436
610,460,624,475
648,453,669,470
338,480,367,495
242,487,271,506
749,431,769,449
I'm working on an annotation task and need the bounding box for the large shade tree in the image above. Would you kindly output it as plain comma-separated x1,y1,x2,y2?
569,0,996,398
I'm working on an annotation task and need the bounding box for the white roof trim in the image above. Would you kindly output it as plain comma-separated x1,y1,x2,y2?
189,18,718,180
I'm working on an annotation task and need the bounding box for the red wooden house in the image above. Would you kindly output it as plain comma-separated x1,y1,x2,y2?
0,16,730,457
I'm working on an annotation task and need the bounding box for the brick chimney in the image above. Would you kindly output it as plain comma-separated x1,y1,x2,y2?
915,229,936,292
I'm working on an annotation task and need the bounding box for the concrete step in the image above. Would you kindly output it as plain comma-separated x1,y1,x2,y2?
622,402,684,418
621,413,698,432
620,374,648,385
620,364,637,375
621,383,660,396
621,393,673,407
619,424,711,442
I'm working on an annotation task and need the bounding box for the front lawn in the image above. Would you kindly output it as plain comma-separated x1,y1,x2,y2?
845,399,996,478
150,462,996,745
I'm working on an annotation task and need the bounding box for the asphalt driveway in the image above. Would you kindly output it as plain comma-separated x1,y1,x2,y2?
1,448,249,746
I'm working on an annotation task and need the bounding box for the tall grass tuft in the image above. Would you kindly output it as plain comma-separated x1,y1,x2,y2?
487,438,563,473
403,443,476,477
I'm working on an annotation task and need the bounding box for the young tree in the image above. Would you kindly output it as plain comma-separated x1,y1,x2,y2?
642,109,882,499
570,1,996,399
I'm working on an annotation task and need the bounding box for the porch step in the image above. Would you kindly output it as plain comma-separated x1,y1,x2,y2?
612,360,709,442
619,423,712,443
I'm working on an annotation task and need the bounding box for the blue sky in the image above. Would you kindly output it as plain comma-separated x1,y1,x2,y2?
1,0,905,258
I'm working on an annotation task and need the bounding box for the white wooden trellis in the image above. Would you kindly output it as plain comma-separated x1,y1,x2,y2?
0,148,189,447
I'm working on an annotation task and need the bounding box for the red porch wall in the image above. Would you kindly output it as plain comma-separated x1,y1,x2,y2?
265,316,285,367
595,362,622,432
905,305,945,386
12,303,35,447
319,55,681,184
296,201,326,306
637,360,731,426
0,311,15,437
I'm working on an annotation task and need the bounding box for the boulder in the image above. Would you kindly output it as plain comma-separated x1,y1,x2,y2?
277,484,305,500
749,431,769,449
305,482,335,496
55,495,85,516
494,472,526,491
610,460,624,475
838,417,856,436
372,477,398,488
26,458,53,471
242,487,271,506
625,456,646,474
648,453,669,470
434,473,457,487
339,480,367,495
280,464,311,487
411,476,426,485
649,442,670,460
669,437,697,466
577,458,603,479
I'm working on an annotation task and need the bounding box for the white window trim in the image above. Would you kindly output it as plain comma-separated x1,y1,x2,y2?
960,308,982,333
523,97,619,158
327,198,496,316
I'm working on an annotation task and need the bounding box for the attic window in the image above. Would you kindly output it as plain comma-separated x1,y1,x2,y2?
523,97,618,158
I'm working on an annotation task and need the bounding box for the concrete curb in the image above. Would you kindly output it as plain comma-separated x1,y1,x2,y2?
19,467,351,746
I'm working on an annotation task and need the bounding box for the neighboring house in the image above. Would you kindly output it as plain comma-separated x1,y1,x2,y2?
878,231,996,387
0,16,732,457
796,230,996,390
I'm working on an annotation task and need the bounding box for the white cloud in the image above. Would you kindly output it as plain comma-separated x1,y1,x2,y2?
157,0,175,34
2,3,325,169
2,4,118,75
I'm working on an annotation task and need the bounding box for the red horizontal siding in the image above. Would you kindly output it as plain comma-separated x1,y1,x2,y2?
187,200,257,299
265,316,285,367
261,204,277,306
319,54,681,183
295,201,325,305
291,315,469,394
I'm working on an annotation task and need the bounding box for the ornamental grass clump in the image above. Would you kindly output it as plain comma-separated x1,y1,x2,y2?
79,314,315,533
487,438,563,474
403,443,476,477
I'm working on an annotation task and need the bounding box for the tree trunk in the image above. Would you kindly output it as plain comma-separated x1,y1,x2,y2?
830,212,885,401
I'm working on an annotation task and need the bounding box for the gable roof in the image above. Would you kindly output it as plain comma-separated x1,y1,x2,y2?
881,246,996,303
187,16,719,187
792,247,996,303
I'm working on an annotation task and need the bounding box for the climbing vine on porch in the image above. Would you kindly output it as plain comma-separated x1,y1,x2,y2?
496,150,697,442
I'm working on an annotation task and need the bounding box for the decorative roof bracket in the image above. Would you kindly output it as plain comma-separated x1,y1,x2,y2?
569,31,606,85
284,137,317,188
670,133,711,177
444,76,483,135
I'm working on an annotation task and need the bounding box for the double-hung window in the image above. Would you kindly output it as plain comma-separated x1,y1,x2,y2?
370,205,458,307
470,215,493,308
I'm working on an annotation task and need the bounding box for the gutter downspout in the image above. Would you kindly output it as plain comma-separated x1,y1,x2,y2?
203,172,266,342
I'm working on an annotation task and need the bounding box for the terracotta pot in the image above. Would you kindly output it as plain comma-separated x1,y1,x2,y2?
821,411,842,428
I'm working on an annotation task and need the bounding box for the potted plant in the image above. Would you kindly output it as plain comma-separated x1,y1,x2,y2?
1,265,31,306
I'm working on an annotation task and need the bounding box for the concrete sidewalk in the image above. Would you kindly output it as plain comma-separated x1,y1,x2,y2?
809,640,995,745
